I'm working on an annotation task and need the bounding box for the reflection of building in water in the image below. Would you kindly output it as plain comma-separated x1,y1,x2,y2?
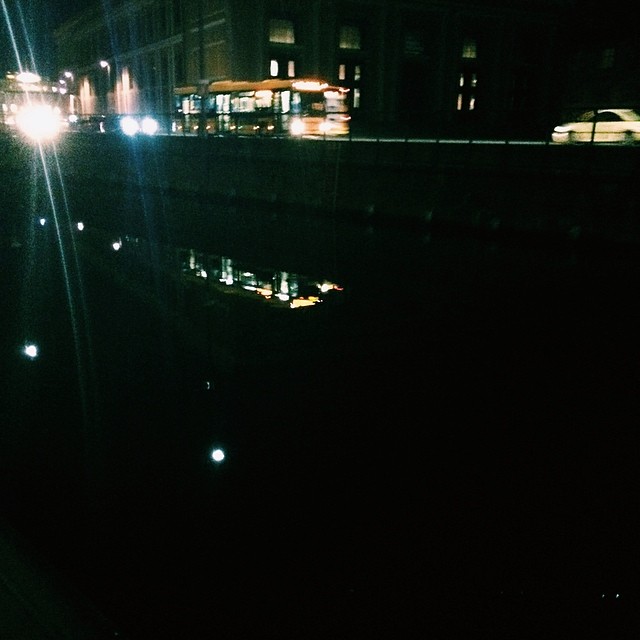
183,249,342,309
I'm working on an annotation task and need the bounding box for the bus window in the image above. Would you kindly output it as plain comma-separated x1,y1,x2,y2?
295,91,327,115
325,91,349,113
280,90,291,113
232,91,255,112
255,90,273,109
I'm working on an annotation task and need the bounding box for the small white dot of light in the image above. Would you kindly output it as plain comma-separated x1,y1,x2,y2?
76,222,84,231
616,594,620,598
39,218,46,226
112,241,122,251
276,293,289,301
210,448,225,463
23,344,38,358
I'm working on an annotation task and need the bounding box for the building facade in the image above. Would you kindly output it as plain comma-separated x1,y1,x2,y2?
54,0,571,137
555,0,640,121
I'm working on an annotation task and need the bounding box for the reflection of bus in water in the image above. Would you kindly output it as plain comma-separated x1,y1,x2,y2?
173,78,350,137
0,71,70,140
181,249,343,310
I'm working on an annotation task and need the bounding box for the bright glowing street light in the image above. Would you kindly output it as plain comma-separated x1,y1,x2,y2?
210,447,226,463
23,343,39,359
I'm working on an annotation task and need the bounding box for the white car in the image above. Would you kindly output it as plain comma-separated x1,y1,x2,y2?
551,108,640,144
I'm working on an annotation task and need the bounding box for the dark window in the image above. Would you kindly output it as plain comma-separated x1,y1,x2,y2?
269,19,295,44
339,25,361,50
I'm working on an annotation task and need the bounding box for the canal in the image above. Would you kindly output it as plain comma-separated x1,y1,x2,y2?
2,171,640,638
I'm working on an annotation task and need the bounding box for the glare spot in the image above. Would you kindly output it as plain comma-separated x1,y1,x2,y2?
39,217,46,226
23,343,38,359
120,116,139,136
141,116,159,135
16,104,62,142
112,240,122,251
76,222,84,231
210,448,225,463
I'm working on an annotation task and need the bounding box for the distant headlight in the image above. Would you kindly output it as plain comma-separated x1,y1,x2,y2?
120,116,140,136
141,116,159,135
16,104,61,142
290,118,305,136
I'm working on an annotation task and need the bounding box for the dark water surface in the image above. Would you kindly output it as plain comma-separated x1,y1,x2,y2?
3,187,640,638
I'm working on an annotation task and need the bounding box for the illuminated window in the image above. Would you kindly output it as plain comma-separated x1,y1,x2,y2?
457,71,477,111
338,64,346,81
287,60,295,77
600,47,615,69
270,60,278,77
353,88,361,109
354,64,361,81
269,19,295,44
339,25,361,50
462,38,477,59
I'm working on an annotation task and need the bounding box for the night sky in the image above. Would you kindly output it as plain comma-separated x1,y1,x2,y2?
0,0,92,77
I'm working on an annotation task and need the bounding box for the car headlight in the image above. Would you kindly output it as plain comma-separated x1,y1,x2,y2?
120,116,140,136
141,116,159,135
16,104,61,142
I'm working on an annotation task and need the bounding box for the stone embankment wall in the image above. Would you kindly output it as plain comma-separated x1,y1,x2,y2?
6,132,640,245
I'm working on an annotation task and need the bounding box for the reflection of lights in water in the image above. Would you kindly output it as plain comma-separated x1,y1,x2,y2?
23,343,38,359
290,297,318,308
210,448,225,463
179,248,344,308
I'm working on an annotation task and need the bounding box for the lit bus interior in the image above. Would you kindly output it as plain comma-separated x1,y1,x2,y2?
173,79,350,137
